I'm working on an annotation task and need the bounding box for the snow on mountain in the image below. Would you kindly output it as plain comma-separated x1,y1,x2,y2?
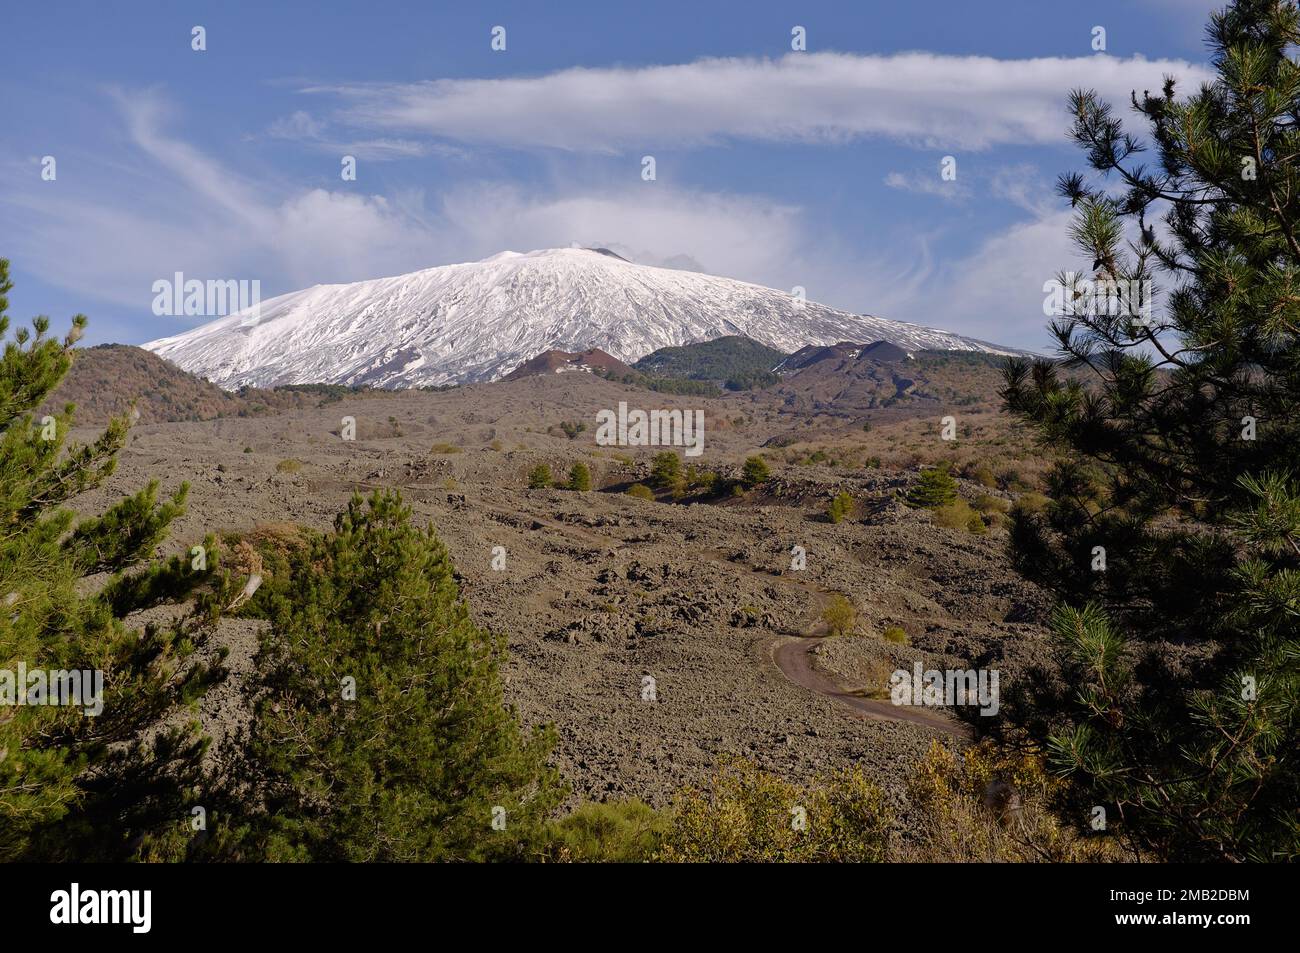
142,247,1022,389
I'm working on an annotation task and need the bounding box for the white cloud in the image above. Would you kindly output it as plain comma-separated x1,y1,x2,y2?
903,207,1079,349
884,170,969,201
312,51,1213,152
267,110,326,140
263,108,442,161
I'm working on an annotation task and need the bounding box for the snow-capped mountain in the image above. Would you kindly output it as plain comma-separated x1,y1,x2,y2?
142,247,1022,389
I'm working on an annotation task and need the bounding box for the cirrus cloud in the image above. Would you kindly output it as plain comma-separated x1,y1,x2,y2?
308,51,1213,153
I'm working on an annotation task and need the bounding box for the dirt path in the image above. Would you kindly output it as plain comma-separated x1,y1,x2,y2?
770,636,967,736
700,549,969,737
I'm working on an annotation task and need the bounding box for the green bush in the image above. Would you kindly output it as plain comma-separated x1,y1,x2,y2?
546,800,668,862
822,594,857,636
626,483,655,501
1011,491,1049,515
651,451,682,488
827,491,855,524
882,625,908,645
741,455,771,488
568,461,592,491
965,463,998,488
527,464,553,489
932,498,985,534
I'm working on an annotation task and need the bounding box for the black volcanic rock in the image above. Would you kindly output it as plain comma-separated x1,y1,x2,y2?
857,340,912,364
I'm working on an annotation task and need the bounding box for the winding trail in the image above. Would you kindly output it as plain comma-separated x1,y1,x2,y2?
701,548,970,737
770,635,967,736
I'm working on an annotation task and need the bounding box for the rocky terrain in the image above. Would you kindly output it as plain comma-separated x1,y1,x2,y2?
64,351,1055,812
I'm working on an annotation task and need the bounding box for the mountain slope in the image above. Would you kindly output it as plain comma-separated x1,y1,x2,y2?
632,335,787,382
503,348,635,380
143,247,1023,389
41,345,320,426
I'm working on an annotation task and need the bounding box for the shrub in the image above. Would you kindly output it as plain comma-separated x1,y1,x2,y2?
827,491,855,524
527,464,553,489
546,800,668,862
882,625,908,645
998,467,1030,492
568,461,592,491
1011,491,1049,515
687,467,718,493
660,759,890,862
932,498,985,534
626,483,655,501
741,455,771,488
559,420,585,440
965,463,998,488
429,442,461,454
275,458,302,474
822,594,857,636
902,741,1123,863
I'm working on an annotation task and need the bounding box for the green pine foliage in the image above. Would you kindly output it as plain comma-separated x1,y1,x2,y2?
233,491,565,861
906,463,958,509
740,455,771,488
0,258,228,861
651,451,682,488
827,491,855,523
568,461,592,491
631,335,786,384
527,463,552,489
1001,0,1300,861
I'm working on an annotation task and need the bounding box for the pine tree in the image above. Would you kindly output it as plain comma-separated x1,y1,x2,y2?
527,463,552,489
568,461,592,491
236,491,565,861
827,491,855,523
0,258,227,860
651,451,682,488
741,455,770,488
1001,0,1299,860
905,463,957,509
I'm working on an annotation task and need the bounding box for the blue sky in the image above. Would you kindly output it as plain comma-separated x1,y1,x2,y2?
2,0,1219,350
